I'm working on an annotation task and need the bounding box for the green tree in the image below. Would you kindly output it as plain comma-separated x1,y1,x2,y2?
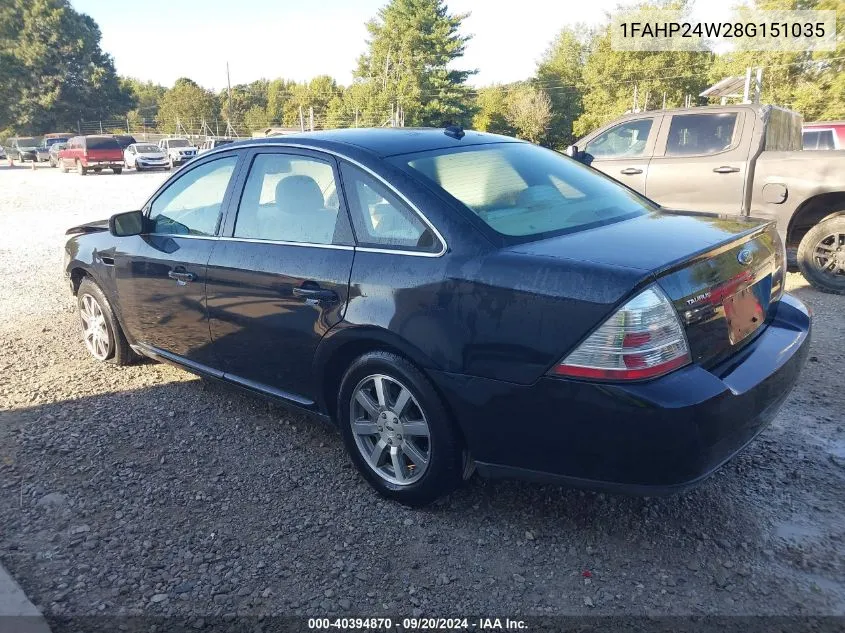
505,84,552,143
0,0,134,134
472,85,515,135
243,104,270,132
121,77,167,127
157,78,218,133
535,26,588,148
355,0,476,126
708,0,845,120
573,2,713,137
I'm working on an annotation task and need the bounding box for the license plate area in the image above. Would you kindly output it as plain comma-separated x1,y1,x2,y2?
723,281,767,345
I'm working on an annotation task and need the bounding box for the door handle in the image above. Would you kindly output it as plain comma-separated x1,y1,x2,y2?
168,270,195,284
713,166,740,173
619,167,643,175
293,286,338,303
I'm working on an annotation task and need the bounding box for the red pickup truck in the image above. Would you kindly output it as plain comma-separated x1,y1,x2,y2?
59,135,123,175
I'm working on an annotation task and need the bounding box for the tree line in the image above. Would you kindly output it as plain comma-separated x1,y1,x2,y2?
1,0,843,149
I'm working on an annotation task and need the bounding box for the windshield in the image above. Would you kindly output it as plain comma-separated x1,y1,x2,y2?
398,142,653,242
45,137,69,147
168,139,190,148
136,144,160,153
18,137,40,147
215,139,234,147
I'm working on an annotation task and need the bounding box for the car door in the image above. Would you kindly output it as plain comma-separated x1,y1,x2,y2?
113,152,243,367
581,116,662,193
645,110,750,215
206,148,355,404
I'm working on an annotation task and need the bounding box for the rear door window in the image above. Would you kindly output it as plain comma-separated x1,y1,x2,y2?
233,152,348,245
665,113,738,156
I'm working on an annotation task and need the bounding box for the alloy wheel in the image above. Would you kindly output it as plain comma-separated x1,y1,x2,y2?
79,293,110,360
350,374,431,486
812,231,845,277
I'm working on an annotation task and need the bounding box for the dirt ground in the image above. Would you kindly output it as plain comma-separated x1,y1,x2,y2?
1,164,843,624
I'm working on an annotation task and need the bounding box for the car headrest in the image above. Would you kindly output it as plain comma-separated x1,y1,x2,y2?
275,175,324,214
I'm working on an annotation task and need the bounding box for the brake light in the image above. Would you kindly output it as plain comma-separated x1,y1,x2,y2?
550,286,691,381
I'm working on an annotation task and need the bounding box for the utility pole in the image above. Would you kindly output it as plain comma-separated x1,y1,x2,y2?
299,106,305,132
354,108,359,127
309,106,314,131
662,92,666,109
226,62,233,124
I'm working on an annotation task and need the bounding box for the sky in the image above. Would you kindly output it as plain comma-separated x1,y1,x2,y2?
71,0,736,90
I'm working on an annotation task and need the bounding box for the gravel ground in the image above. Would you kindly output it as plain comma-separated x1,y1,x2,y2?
1,163,844,624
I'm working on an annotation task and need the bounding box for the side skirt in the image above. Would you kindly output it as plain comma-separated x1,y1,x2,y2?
132,343,331,423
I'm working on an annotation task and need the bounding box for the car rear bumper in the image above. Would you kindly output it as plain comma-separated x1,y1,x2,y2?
430,293,811,495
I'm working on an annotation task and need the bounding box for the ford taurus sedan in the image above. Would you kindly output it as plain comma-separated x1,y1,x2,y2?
63,128,811,506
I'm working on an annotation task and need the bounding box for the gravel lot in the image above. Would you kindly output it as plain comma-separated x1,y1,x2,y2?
1,163,844,624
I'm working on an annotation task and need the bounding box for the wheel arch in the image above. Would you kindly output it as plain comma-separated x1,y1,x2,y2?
786,192,845,249
314,325,451,423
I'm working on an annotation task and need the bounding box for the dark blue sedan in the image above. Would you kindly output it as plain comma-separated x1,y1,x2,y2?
64,128,811,506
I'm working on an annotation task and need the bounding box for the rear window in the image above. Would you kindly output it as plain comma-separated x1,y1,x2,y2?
86,137,121,150
397,143,653,242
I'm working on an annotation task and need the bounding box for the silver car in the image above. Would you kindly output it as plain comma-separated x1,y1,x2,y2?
124,143,170,171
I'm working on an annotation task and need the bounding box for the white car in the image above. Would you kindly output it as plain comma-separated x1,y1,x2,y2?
124,143,169,171
158,138,198,167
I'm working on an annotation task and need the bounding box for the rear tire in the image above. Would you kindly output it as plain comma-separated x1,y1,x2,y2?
76,159,87,176
797,214,845,295
112,167,122,174
76,277,137,365
337,351,463,507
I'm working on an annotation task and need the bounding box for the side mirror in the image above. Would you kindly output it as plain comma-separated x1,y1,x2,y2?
564,144,578,157
109,210,145,237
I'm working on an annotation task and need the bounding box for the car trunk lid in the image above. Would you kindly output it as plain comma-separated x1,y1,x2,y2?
506,210,785,369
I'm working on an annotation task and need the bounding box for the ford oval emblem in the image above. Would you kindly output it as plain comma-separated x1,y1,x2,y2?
737,249,754,266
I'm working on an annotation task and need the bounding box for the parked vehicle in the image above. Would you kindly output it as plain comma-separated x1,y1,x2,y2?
6,136,42,162
198,138,234,154
568,104,845,294
124,143,169,171
0,145,6,161
112,134,137,150
58,135,124,175
158,138,198,167
802,121,844,150
48,142,67,167
63,128,810,506
37,133,72,161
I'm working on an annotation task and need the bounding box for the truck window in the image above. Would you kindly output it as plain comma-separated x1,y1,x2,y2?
585,119,653,158
665,113,738,156
803,129,835,150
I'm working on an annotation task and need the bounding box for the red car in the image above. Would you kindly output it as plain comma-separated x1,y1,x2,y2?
59,135,124,175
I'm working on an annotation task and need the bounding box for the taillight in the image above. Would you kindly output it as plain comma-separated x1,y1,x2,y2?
549,285,691,381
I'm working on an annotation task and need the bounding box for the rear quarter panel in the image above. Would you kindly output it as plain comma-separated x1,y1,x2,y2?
751,150,845,236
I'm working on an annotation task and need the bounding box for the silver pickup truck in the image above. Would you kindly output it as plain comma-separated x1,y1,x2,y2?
568,104,845,294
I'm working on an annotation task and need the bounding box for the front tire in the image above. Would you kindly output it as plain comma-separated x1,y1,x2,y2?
76,278,136,365
338,351,463,507
59,160,68,173
797,214,845,295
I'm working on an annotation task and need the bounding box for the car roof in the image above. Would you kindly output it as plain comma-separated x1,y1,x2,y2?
234,128,522,158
